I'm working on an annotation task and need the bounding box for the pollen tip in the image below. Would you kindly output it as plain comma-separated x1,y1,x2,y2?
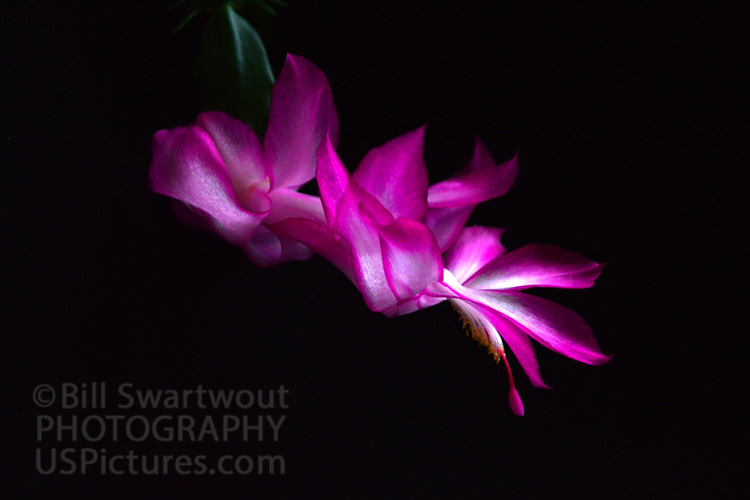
508,388,524,416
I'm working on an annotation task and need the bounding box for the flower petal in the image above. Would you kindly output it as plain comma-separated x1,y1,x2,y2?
472,292,608,366
477,305,550,388
235,184,272,213
332,187,398,311
264,54,339,190
269,217,355,282
425,205,474,252
195,111,268,191
443,226,506,284
425,141,518,252
245,225,313,267
316,133,351,226
316,135,406,310
382,293,446,318
246,225,281,264
427,143,518,208
461,136,496,174
316,131,441,309
466,244,605,291
317,132,397,227
436,272,609,366
264,189,326,224
149,126,263,246
352,126,428,221
378,218,443,301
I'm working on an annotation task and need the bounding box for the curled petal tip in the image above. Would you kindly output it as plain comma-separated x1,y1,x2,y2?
283,52,303,66
593,352,613,366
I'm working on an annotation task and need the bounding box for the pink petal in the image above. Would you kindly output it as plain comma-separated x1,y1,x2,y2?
149,126,264,246
381,297,420,318
332,187,398,311
477,305,550,389
315,132,440,310
264,189,326,224
352,126,429,221
316,133,395,227
431,272,609,366
468,289,609,366
379,217,443,301
195,111,269,191
316,134,351,226
425,205,474,252
235,184,272,213
443,226,507,284
246,225,281,264
427,145,518,208
278,237,314,262
466,244,605,291
316,136,405,310
264,54,339,190
382,293,446,318
425,141,518,251
245,225,313,267
269,217,355,282
354,181,397,226
461,137,497,174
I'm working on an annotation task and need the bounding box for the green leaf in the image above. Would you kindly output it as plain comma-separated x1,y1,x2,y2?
196,4,275,136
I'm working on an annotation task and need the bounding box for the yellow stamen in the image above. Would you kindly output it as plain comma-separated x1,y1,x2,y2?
452,303,503,363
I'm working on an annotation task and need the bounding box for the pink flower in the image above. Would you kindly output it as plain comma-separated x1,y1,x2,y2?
423,226,609,415
149,54,338,266
271,126,519,312
148,48,608,414
274,127,443,311
274,131,607,415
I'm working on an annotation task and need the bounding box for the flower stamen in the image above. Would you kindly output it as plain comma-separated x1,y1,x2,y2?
453,303,501,362
453,303,524,416
498,345,524,416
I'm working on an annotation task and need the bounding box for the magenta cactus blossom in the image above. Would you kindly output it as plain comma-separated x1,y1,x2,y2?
272,128,607,415
149,54,338,266
271,127,519,310
422,227,609,415
273,127,444,311
150,52,608,414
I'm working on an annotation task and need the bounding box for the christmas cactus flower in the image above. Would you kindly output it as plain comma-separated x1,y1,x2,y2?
144,2,610,415
421,226,609,415
274,127,444,311
274,131,608,414
149,54,338,266
271,125,520,312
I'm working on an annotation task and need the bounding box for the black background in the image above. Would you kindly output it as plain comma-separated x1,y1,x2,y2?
2,1,743,498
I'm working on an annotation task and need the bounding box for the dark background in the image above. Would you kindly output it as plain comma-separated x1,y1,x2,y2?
2,1,743,498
